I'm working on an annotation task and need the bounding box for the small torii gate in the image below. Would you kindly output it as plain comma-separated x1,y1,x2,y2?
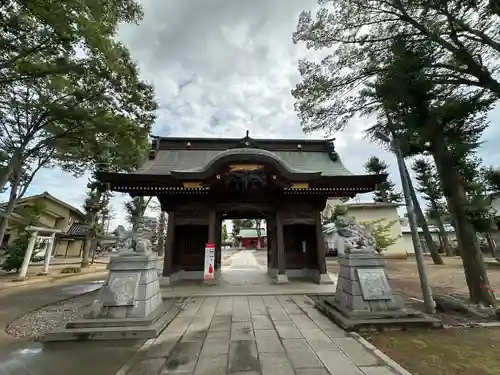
17,226,62,280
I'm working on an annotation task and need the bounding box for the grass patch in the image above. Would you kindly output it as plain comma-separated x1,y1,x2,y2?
363,327,500,375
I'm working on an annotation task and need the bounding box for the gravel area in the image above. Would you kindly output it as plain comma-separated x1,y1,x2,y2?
6,290,99,341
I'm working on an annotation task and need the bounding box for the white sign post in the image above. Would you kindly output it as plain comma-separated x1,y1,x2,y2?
204,242,215,280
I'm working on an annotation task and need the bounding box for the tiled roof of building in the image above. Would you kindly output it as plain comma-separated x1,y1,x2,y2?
0,191,86,221
65,222,88,237
237,228,267,238
135,148,353,177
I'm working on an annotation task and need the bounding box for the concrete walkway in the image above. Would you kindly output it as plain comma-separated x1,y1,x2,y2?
219,250,269,286
118,295,398,375
162,250,338,297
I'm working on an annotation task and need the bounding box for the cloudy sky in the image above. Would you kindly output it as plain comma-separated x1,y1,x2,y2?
2,0,499,230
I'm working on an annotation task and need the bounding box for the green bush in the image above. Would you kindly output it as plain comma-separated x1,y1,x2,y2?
360,218,401,253
1,234,44,272
1,200,46,272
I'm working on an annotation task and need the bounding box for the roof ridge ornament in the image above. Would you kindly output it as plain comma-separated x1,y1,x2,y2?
234,129,258,149
149,135,160,160
327,138,339,162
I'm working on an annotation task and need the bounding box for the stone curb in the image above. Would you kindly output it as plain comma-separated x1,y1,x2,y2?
302,294,412,374
349,332,413,375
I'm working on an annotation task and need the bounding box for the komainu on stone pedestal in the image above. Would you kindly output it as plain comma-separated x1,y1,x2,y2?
41,232,182,342
91,234,162,319
313,219,442,331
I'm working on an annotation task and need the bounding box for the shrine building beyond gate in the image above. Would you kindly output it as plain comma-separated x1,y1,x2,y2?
97,132,385,284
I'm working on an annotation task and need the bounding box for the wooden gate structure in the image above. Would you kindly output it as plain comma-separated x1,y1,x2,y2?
97,132,385,284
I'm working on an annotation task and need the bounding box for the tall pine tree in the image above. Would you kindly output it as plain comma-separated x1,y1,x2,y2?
364,156,402,203
413,159,453,256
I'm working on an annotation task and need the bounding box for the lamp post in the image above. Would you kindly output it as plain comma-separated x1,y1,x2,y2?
374,131,436,314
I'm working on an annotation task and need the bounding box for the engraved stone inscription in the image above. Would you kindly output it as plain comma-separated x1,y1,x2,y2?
104,272,141,306
357,268,392,300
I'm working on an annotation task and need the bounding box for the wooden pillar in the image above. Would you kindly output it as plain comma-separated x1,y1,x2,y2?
267,215,277,269
214,214,222,269
163,212,175,277
208,210,216,243
276,210,287,281
315,211,327,274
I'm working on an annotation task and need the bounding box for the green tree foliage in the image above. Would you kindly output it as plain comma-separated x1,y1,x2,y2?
1,200,45,272
360,218,400,253
221,223,228,242
232,219,242,238
0,0,144,87
294,0,497,303
293,0,500,134
81,174,107,267
371,40,495,305
155,211,167,256
413,158,454,256
0,0,157,192
364,156,402,203
124,196,153,231
241,219,254,229
482,167,500,192
458,155,497,234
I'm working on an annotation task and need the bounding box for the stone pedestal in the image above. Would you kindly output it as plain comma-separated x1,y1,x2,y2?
315,253,441,331
43,251,183,342
94,251,162,318
334,253,403,316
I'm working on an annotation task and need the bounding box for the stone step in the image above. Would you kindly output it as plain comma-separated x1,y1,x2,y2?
43,325,160,341
43,300,185,342
66,300,174,329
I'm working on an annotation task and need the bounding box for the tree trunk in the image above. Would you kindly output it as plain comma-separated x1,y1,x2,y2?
81,236,92,268
156,211,166,256
81,191,102,268
436,214,453,256
0,150,22,192
431,133,495,305
0,168,22,246
404,164,444,264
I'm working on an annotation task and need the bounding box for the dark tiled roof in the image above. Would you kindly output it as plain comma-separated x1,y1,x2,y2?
135,148,353,177
0,192,86,221
65,222,88,237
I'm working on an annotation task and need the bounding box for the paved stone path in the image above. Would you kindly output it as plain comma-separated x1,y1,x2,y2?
121,295,398,375
219,250,269,286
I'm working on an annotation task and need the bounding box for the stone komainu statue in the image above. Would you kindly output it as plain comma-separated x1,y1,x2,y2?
333,215,377,255
120,228,153,255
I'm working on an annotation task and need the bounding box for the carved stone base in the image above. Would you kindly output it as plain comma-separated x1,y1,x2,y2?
312,253,442,331
334,253,403,315
43,251,181,341
92,251,162,319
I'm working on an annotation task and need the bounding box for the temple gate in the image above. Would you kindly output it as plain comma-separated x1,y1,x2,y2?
97,132,384,284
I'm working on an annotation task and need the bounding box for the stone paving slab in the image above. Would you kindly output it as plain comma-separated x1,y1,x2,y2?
117,295,408,375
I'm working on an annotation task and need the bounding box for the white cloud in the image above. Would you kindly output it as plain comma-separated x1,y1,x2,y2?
2,0,500,230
